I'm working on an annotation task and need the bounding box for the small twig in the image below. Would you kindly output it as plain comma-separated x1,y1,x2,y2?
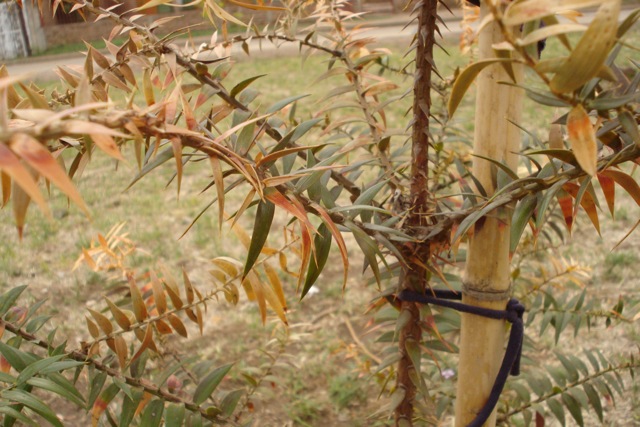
344,316,382,364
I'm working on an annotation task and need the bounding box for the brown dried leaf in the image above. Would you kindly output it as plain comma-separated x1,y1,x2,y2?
128,274,149,322
155,318,173,334
105,297,131,331
167,313,188,337
130,324,154,365
182,269,195,304
88,308,113,336
150,271,167,315
86,315,100,339
114,336,128,370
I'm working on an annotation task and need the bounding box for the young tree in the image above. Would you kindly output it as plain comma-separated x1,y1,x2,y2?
0,0,639,426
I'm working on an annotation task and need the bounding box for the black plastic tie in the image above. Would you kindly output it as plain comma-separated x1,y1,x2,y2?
394,289,525,427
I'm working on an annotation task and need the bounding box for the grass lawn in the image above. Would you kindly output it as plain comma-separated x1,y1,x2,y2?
1,21,639,426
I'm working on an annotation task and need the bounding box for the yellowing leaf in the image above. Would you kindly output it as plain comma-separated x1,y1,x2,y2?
504,0,606,26
566,104,597,176
114,336,128,370
549,0,621,93
448,59,511,118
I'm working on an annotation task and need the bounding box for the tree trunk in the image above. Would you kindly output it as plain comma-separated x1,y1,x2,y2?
394,0,438,425
454,2,523,426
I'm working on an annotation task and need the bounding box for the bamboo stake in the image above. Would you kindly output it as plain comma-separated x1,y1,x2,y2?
454,2,523,426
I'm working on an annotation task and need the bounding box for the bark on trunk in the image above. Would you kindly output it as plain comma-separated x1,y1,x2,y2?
394,0,438,425
454,2,523,426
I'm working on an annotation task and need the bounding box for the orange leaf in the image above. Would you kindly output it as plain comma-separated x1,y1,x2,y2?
600,169,640,207
0,144,48,216
596,172,615,216
130,324,154,366
90,133,124,161
556,189,574,232
11,133,88,215
0,171,8,207
563,182,600,234
567,104,597,176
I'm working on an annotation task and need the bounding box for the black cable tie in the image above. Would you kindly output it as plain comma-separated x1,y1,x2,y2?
394,289,525,427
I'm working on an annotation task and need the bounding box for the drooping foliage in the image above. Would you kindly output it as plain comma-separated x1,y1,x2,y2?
0,0,639,425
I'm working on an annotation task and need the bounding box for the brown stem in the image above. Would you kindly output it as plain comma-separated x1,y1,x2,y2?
0,319,228,424
394,0,438,425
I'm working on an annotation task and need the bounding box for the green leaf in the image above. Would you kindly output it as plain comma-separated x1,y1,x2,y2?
230,74,266,98
0,286,28,317
26,377,85,408
510,194,537,256
193,363,234,405
39,360,85,375
525,88,570,107
583,383,603,422
618,110,640,146
139,399,164,427
242,200,275,279
452,199,504,243
547,397,566,426
16,355,65,386
1,389,62,427
536,179,569,230
589,92,640,111
165,403,185,427
353,181,388,207
87,371,107,409
448,59,512,117
561,392,584,426
119,392,142,427
0,406,37,426
0,342,36,373
266,94,309,115
220,389,243,417
555,352,579,383
126,146,174,190
346,221,383,286
46,373,86,408
301,223,332,299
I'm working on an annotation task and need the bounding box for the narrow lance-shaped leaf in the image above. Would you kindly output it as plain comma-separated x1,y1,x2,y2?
128,274,148,322
209,155,225,230
596,172,615,216
311,202,349,289
563,182,600,234
193,363,234,405
11,133,89,215
448,59,512,118
139,399,164,427
510,194,537,257
242,200,275,279
301,223,332,299
0,144,49,217
566,104,597,176
549,0,621,93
